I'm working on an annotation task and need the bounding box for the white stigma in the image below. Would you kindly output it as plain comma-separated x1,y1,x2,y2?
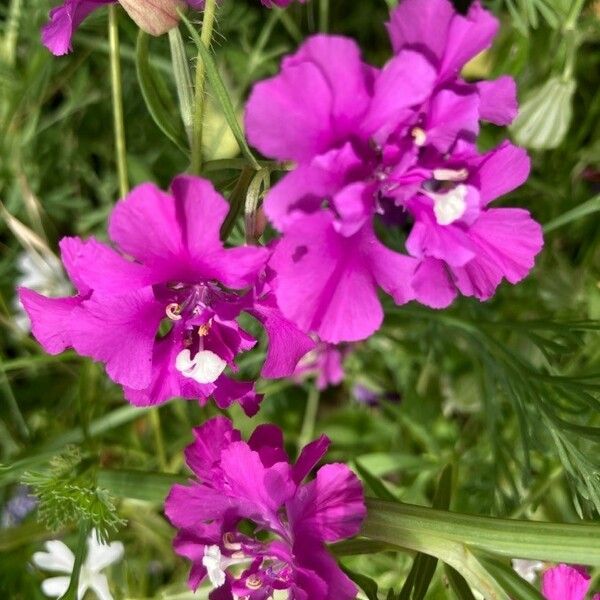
428,184,469,226
203,545,227,588
175,349,226,384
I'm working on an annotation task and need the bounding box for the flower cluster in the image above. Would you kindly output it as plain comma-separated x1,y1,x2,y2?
245,0,543,343
165,416,365,599
43,0,304,56
19,175,313,414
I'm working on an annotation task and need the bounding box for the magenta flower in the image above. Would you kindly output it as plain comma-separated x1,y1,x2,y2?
19,175,313,415
165,416,365,599
42,0,303,56
542,564,599,600
294,340,349,390
245,0,542,342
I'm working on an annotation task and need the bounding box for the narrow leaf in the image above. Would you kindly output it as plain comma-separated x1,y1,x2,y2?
179,11,261,170
354,459,398,502
340,565,379,600
444,565,476,600
136,31,188,154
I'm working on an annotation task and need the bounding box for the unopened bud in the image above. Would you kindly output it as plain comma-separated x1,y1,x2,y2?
119,0,186,36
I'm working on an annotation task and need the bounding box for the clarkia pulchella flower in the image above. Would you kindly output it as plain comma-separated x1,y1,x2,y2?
165,416,365,599
19,175,313,413
245,0,543,343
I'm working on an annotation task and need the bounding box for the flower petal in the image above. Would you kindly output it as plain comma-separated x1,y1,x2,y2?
32,541,75,573
288,463,365,543
69,288,164,390
476,76,518,125
18,289,81,355
41,0,114,56
269,214,386,343
542,564,591,600
40,576,71,598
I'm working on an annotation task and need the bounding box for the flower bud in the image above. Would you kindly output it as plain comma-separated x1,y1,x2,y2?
119,0,186,36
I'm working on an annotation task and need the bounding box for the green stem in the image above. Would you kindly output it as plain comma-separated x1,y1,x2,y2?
0,352,29,440
191,0,218,174
363,498,600,565
149,408,168,472
59,521,90,600
298,388,320,451
108,5,129,198
319,0,329,32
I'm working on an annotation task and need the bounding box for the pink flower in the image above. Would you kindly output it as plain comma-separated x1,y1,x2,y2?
19,175,313,414
245,0,542,343
42,0,304,56
165,417,365,599
542,564,598,600
294,341,349,390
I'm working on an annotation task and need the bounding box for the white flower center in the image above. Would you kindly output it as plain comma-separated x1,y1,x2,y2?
175,349,226,384
428,184,468,226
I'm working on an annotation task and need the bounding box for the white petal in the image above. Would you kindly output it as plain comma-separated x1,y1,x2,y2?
86,531,124,572
175,349,195,373
176,350,226,384
88,574,115,600
432,185,468,225
41,576,70,598
202,545,226,588
33,541,75,573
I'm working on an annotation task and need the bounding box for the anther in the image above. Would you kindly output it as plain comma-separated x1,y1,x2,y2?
165,303,182,321
198,322,211,337
223,532,242,551
246,575,262,590
411,127,426,147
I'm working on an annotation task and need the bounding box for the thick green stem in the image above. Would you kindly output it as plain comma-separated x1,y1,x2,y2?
108,5,129,198
363,498,600,565
191,0,218,174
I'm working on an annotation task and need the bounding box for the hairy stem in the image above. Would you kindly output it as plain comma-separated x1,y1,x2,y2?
191,0,218,174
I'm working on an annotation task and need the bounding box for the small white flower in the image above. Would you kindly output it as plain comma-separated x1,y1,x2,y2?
202,545,227,588
13,249,71,333
32,529,124,600
512,558,544,584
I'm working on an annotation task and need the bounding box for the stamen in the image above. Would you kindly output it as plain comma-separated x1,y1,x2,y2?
246,575,262,590
223,532,242,552
433,167,468,182
165,303,182,321
198,322,211,337
411,127,426,147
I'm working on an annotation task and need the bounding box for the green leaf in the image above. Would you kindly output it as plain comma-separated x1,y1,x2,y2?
363,499,600,565
97,468,186,503
135,31,188,154
354,459,398,502
544,194,600,233
399,466,453,600
340,565,379,600
444,565,476,600
179,11,261,170
478,556,544,600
